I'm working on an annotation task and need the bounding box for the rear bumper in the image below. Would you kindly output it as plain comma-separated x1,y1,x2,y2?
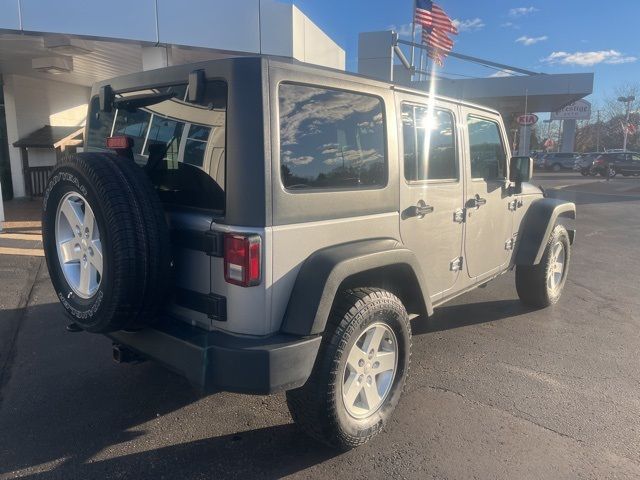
107,320,321,395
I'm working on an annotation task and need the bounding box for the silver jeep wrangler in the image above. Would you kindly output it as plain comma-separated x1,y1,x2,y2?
42,57,576,449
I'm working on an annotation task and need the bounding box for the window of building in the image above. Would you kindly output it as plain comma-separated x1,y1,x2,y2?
467,116,506,181
402,104,457,182
279,83,386,190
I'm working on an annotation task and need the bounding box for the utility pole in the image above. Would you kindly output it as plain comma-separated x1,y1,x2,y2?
618,95,636,151
596,110,601,152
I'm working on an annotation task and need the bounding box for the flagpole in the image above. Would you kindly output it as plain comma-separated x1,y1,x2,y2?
410,0,417,81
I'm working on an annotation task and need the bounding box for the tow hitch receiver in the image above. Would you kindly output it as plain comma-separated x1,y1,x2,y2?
112,343,146,364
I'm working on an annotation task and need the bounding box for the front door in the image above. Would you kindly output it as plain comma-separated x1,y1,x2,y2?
462,111,514,280
398,96,464,301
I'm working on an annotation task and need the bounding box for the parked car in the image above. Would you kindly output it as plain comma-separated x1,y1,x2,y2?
40,57,576,450
593,152,640,177
575,152,601,175
542,152,582,171
531,151,546,169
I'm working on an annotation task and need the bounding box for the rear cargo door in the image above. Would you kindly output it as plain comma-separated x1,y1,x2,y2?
86,81,228,328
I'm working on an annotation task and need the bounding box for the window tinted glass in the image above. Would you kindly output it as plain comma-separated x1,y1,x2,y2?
279,83,386,190
402,105,457,181
467,116,506,180
86,81,227,211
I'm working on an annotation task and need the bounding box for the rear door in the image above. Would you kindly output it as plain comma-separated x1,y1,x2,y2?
397,94,465,301
461,109,514,281
630,154,640,174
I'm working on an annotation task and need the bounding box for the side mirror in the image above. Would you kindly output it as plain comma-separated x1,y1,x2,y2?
509,156,533,194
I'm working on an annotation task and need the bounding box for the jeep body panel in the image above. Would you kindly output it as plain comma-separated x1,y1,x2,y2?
394,91,465,302
459,105,515,283
280,238,432,336
514,197,576,266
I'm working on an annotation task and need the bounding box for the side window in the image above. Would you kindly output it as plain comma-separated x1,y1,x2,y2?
279,83,386,190
467,116,507,181
402,104,457,182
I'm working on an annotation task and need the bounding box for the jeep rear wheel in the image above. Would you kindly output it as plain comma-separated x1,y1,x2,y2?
515,224,571,308
286,288,411,450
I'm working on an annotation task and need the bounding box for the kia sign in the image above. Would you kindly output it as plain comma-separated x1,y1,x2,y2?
551,100,592,121
517,114,538,126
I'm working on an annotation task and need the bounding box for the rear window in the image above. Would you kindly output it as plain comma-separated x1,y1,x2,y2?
87,81,227,212
278,83,387,191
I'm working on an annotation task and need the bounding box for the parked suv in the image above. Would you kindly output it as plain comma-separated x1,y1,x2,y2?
41,57,576,450
592,152,640,177
542,152,581,171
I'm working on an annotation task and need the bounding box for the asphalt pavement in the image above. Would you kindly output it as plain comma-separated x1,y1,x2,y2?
1,173,639,479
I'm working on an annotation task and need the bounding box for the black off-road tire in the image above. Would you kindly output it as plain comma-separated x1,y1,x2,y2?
286,288,411,450
43,154,143,332
516,224,571,308
107,154,172,326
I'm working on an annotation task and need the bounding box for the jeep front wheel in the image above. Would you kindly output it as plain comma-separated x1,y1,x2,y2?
515,224,571,308
286,288,411,450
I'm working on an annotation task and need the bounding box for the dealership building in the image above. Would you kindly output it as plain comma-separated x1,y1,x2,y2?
0,0,593,223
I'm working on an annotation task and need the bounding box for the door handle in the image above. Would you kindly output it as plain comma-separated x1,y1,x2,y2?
411,201,435,217
473,194,487,208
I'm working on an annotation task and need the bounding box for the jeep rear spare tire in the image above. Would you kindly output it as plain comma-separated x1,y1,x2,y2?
42,153,171,332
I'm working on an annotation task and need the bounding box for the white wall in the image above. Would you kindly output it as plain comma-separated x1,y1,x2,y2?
291,6,346,70
2,75,89,197
1,0,345,71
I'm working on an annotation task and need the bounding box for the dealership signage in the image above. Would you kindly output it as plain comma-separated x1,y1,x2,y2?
551,100,592,121
517,114,538,126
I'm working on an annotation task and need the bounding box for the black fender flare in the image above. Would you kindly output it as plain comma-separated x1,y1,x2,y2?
280,238,433,336
515,198,576,266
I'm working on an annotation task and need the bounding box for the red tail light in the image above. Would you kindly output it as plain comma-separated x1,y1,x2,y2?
594,156,604,165
106,135,133,150
224,233,261,287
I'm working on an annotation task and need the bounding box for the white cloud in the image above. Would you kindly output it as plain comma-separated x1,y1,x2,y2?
516,35,548,46
501,22,519,29
509,7,538,17
452,18,485,32
490,70,517,78
388,23,414,39
542,50,638,67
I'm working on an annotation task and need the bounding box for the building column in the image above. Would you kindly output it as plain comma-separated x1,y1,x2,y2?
141,46,172,71
0,181,4,231
358,31,394,82
560,119,577,153
2,76,26,198
518,125,531,156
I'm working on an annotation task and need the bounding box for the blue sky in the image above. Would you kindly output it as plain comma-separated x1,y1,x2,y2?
284,0,640,105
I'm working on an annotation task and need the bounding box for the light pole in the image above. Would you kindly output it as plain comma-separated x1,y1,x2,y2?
618,95,636,151
543,119,552,151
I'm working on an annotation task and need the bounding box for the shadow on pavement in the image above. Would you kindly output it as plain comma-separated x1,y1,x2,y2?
0,302,337,480
11,424,335,480
411,299,535,335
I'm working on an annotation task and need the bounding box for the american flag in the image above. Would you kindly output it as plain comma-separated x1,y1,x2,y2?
414,0,458,66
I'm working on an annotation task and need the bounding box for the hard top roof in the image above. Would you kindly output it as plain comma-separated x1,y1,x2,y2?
93,55,500,116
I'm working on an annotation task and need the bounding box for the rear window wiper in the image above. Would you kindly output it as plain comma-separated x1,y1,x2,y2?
114,92,177,111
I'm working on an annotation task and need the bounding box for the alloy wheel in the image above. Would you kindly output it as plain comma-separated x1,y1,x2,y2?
342,322,398,419
55,192,103,299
